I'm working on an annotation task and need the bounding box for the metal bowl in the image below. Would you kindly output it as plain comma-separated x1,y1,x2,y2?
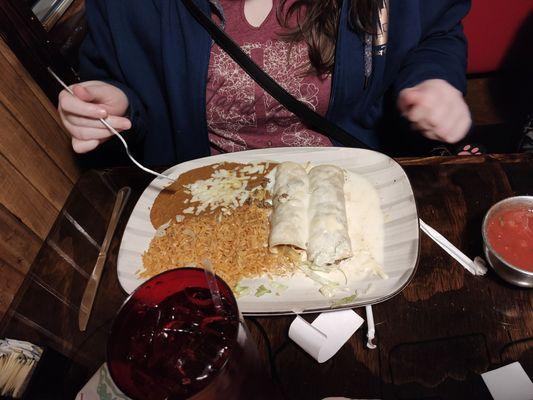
481,196,533,288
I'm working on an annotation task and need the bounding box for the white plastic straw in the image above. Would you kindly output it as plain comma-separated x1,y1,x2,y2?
365,305,376,350
419,218,487,276
202,259,224,314
47,68,175,182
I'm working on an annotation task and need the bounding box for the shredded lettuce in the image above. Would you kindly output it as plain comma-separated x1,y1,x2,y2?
308,264,337,273
330,293,358,308
339,268,348,285
234,283,251,298
358,251,388,279
299,265,341,298
299,265,338,286
255,285,272,297
269,281,288,296
319,284,339,298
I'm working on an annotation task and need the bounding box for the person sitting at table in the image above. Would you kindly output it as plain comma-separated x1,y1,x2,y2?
58,0,472,164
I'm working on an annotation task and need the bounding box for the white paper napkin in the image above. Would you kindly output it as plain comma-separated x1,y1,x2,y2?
481,362,533,400
289,310,364,363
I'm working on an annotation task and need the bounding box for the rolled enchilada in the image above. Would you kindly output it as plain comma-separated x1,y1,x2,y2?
269,162,352,267
307,165,352,266
269,162,309,251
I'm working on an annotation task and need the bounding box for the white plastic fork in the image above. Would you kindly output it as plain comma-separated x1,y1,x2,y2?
48,68,175,182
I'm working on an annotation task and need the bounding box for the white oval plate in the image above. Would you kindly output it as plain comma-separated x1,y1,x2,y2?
117,147,419,315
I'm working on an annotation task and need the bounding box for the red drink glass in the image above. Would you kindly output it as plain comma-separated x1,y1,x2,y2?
107,267,279,400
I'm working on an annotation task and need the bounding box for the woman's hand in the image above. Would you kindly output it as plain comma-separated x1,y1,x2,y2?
397,79,471,144
58,81,131,153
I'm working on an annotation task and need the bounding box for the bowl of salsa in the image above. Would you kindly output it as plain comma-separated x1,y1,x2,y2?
482,196,533,287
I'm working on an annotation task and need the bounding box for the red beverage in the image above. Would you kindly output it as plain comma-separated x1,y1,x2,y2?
108,268,279,400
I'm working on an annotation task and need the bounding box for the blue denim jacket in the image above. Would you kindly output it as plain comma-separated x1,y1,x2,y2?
80,0,469,165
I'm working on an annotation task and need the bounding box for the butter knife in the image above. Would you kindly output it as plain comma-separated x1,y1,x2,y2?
79,186,131,331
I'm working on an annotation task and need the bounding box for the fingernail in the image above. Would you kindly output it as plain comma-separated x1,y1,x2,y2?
97,109,107,117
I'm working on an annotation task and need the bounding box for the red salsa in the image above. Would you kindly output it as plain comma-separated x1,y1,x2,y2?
486,206,533,271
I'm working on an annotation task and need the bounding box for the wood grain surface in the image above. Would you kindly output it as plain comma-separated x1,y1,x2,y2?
0,154,531,399
0,37,79,324
0,38,78,181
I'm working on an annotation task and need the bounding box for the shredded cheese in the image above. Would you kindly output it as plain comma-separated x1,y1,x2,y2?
182,168,261,215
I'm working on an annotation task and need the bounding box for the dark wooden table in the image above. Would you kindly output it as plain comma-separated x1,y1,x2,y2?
1,154,532,400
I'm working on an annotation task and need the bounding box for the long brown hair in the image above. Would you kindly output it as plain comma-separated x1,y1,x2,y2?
277,0,383,75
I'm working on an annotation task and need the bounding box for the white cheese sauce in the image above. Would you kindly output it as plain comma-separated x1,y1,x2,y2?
238,165,386,299
339,171,386,280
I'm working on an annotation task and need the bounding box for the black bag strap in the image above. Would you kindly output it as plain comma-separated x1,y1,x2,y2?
181,0,369,149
